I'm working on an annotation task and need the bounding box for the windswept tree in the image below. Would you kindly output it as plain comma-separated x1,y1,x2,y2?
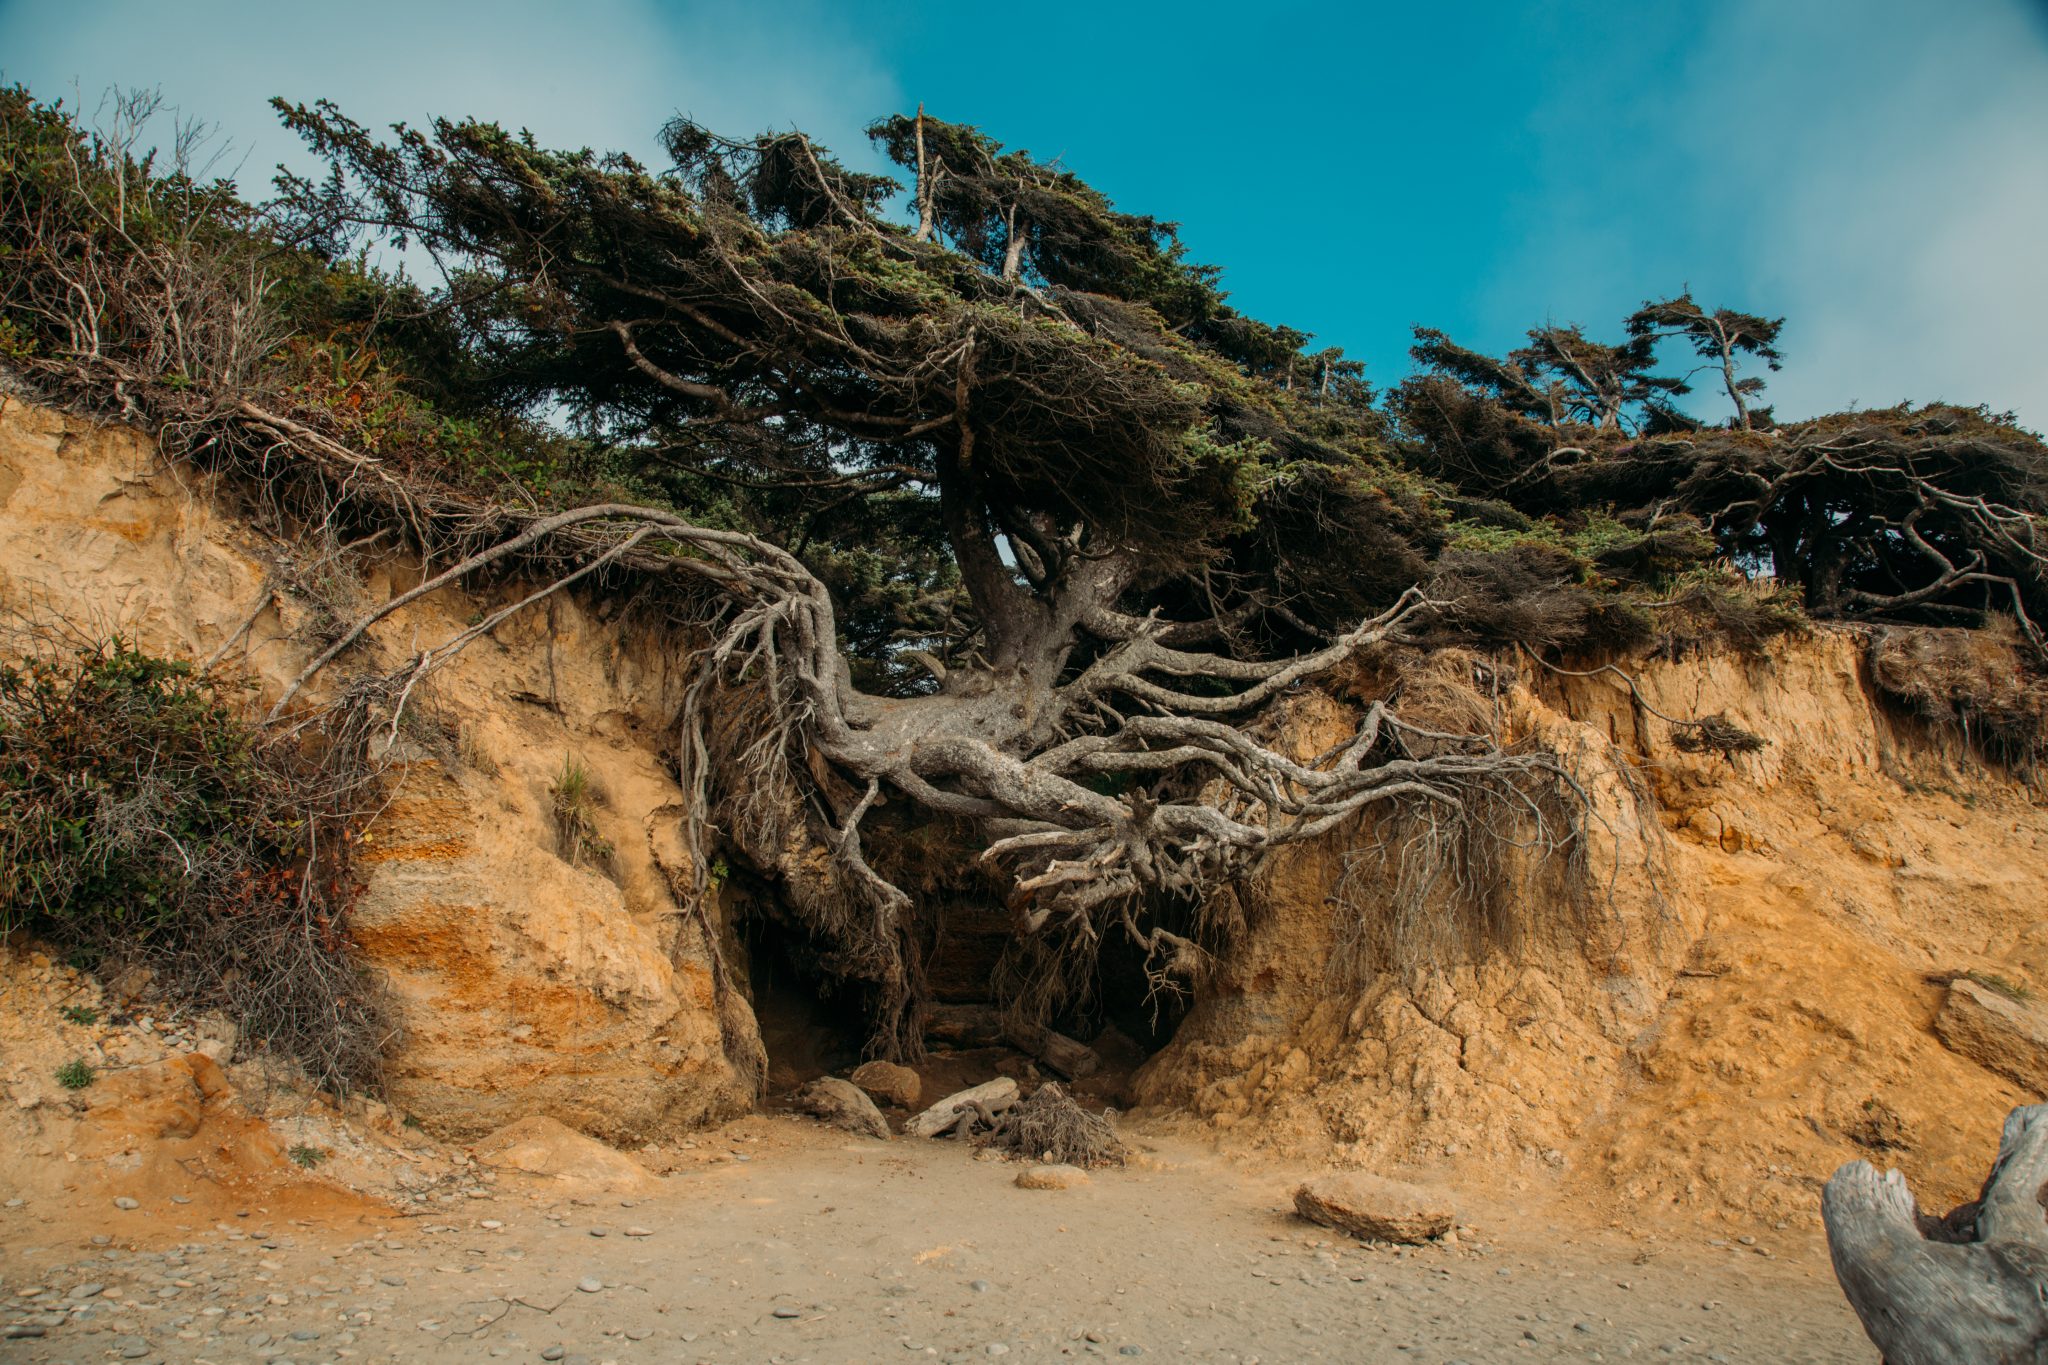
1627,293,1784,430
271,102,1567,1052
1396,301,2048,651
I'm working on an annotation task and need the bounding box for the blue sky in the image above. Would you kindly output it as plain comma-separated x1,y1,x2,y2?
4,0,2046,428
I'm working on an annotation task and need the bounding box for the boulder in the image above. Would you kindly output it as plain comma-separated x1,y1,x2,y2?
794,1077,890,1139
906,1077,1020,1138
1935,978,2048,1096
850,1060,922,1109
472,1115,660,1193
1292,1173,1453,1244
1015,1163,1089,1190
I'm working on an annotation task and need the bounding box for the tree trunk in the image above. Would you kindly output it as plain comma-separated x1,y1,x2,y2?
913,104,935,243
1822,1103,2048,1365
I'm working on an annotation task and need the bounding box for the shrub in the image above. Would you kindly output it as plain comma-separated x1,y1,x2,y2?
287,1143,328,1168
54,1058,95,1090
0,635,387,1095
0,640,266,931
59,1005,99,1026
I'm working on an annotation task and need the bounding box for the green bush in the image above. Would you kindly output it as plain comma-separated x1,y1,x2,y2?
0,636,386,1096
0,640,262,931
55,1058,95,1090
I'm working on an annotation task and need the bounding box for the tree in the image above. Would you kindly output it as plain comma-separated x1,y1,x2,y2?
1395,301,2048,650
1627,293,1783,430
272,102,1564,1054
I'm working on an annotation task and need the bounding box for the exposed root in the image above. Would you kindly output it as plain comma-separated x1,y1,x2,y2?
979,1082,1128,1168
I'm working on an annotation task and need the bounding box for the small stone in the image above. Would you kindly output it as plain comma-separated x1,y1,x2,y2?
793,1078,891,1139
481,1219,504,1229
114,1196,140,1210
772,1305,802,1319
625,1327,652,1341
849,1060,923,1109
986,1344,1010,1356
623,1227,653,1238
115,1338,151,1359
577,1277,604,1293
2,1326,46,1340
1119,1348,1144,1357
588,1228,608,1238
541,1348,567,1362
1014,1164,1089,1191
970,1278,992,1293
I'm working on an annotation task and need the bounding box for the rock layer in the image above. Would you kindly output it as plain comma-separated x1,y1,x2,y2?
0,398,761,1144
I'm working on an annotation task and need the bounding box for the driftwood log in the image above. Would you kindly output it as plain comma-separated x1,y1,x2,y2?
1822,1103,2048,1364
905,1077,1020,1139
923,1004,1100,1079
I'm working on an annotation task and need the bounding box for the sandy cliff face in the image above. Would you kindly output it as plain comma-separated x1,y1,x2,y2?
0,395,760,1143
1137,629,2048,1224
5,395,2043,1221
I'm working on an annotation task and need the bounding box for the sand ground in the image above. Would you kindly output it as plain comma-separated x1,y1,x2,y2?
0,1111,1876,1365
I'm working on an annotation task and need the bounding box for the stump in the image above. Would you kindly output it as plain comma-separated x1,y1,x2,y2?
1822,1103,2048,1365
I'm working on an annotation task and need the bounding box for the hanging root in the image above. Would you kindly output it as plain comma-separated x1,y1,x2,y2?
979,1082,1129,1167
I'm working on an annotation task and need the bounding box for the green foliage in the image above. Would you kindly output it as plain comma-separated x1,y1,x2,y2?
59,1004,99,1026
287,1143,328,1168
0,640,266,931
550,754,612,868
1965,970,2034,1003
54,1058,95,1090
0,634,384,1096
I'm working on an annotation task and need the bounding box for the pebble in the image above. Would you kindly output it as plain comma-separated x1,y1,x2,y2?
772,1305,802,1319
588,1228,608,1238
480,1219,504,1230
625,1327,653,1341
115,1338,151,1359
623,1227,653,1238
970,1279,991,1293
114,1197,140,1210
541,1348,567,1362
986,1344,1010,1356
1119,1348,1144,1357
577,1277,604,1294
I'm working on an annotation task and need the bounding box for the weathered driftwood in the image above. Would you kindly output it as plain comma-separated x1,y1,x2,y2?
906,1077,1020,1139
1823,1103,2048,1365
923,1004,1100,1079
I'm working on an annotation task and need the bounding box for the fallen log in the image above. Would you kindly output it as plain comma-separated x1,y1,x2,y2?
906,1077,1019,1139
923,1004,1100,1079
1822,1103,2048,1365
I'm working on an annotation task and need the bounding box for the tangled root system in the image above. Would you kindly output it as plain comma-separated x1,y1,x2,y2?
979,1082,1128,1168
1868,622,2048,769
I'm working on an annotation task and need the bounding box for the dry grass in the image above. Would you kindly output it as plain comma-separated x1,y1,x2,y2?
1868,621,2048,769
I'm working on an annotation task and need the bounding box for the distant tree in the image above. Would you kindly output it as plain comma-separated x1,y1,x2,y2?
1627,293,1784,430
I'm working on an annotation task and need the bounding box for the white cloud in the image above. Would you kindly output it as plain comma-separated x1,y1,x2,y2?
1489,0,2048,430
0,0,901,191
1722,1,2048,428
